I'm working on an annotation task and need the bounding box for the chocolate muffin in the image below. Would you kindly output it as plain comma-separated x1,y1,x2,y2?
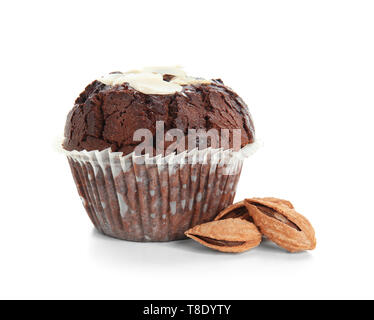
64,67,256,241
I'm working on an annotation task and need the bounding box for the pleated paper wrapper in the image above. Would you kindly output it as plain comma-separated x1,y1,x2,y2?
65,142,259,242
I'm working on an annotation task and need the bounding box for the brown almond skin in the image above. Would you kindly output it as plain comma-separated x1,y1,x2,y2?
254,197,294,209
245,198,316,253
214,198,294,221
214,201,252,221
185,218,262,253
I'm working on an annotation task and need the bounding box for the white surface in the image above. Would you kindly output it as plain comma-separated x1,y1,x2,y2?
0,0,374,299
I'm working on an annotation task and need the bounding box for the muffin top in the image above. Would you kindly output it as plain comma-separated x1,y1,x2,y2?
63,67,255,156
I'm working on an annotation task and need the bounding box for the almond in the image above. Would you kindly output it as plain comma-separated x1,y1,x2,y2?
255,197,294,209
214,197,294,221
185,218,261,253
244,198,316,253
214,201,252,221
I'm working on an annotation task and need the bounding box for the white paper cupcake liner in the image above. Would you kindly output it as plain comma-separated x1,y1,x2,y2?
65,142,260,241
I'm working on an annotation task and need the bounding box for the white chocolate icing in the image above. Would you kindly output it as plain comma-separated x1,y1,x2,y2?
143,66,187,78
170,76,211,85
97,66,211,95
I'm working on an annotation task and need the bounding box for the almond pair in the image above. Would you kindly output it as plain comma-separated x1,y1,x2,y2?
185,197,316,253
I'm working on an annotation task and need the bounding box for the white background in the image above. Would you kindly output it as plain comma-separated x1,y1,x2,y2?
0,0,373,299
